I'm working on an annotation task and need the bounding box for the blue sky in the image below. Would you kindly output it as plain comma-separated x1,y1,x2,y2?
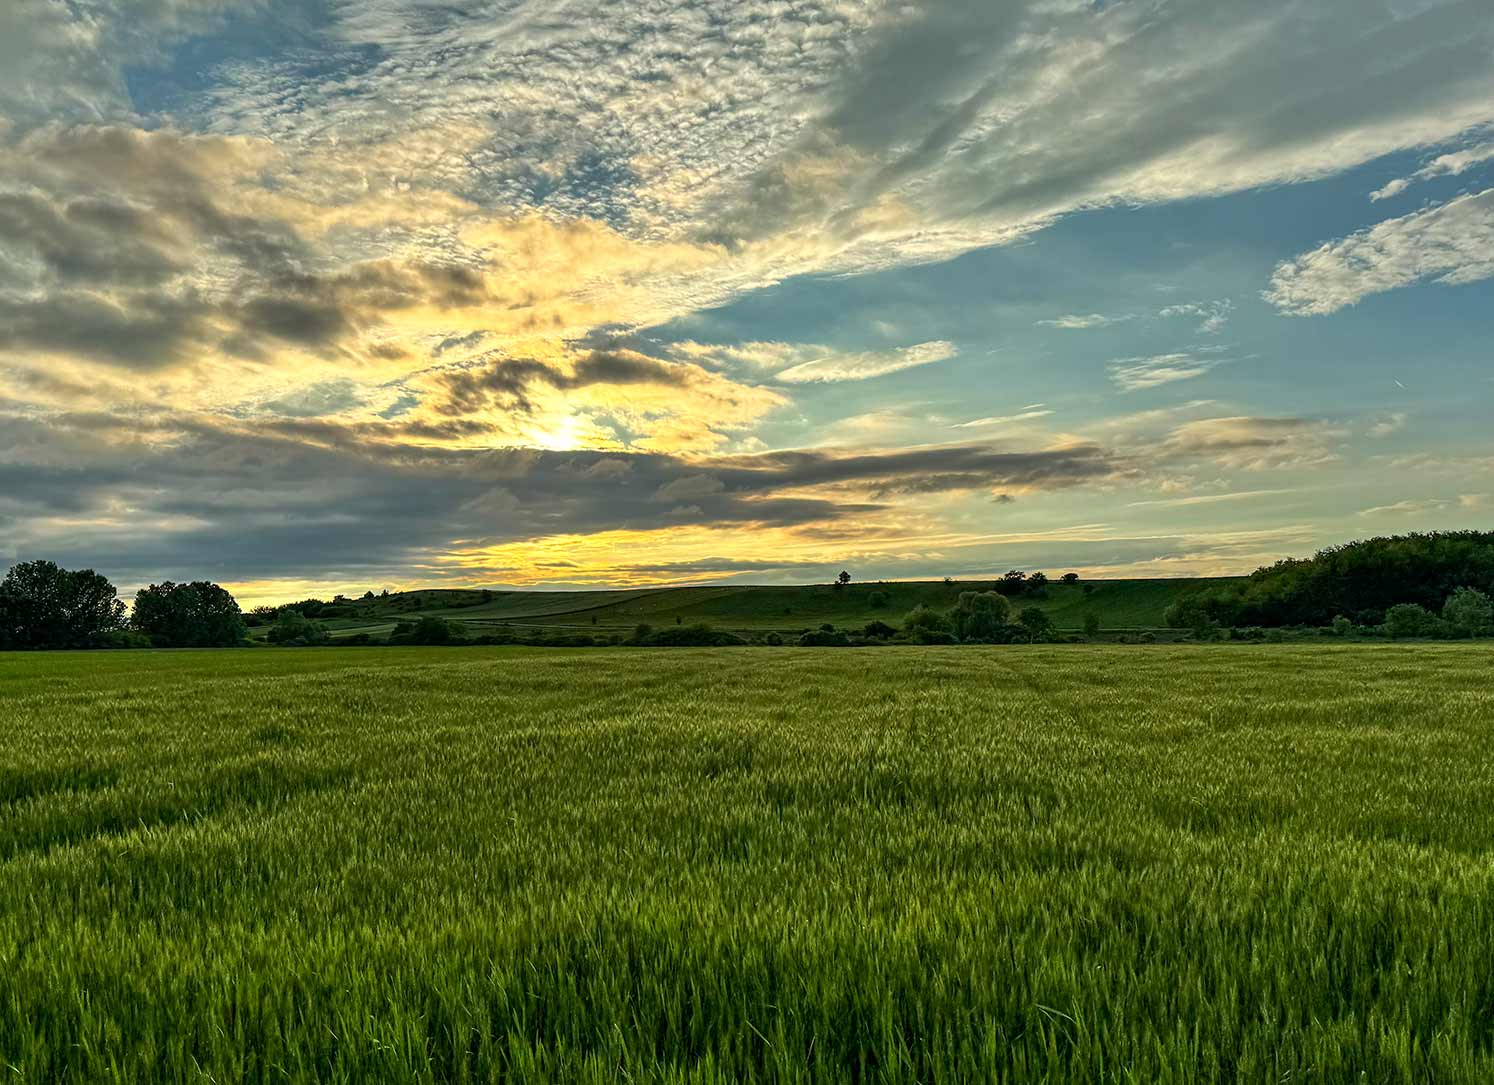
1,0,1491,602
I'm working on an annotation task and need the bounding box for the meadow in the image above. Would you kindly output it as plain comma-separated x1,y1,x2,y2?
3,644,1493,1082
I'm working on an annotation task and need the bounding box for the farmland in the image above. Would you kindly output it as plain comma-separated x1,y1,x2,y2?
309,576,1231,641
3,644,1494,1082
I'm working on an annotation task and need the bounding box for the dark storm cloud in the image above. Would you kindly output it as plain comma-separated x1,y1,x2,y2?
0,407,1133,585
431,349,696,416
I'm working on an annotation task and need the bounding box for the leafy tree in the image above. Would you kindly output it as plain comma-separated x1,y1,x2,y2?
0,560,125,649
245,605,278,627
1018,606,1055,641
996,570,1028,597
1331,615,1355,637
950,591,1012,642
862,620,896,640
799,628,850,647
1164,597,1218,637
902,604,952,636
631,623,655,644
1083,613,1101,637
405,616,457,645
1384,603,1440,639
266,610,331,646
834,570,852,589
1061,572,1080,584
763,632,784,646
131,581,246,647
1443,587,1494,635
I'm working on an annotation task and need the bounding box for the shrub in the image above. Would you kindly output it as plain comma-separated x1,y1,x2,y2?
1083,613,1101,637
798,629,850,647
902,605,951,636
631,623,655,644
1331,615,1354,637
862,620,896,640
763,632,784,646
868,591,890,609
1443,587,1494,636
1017,606,1055,641
1138,632,1156,644
1384,603,1440,639
641,624,745,647
912,629,958,645
266,611,331,646
95,629,153,650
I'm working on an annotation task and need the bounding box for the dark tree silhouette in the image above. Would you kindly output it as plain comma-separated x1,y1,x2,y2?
132,581,246,647
0,560,125,649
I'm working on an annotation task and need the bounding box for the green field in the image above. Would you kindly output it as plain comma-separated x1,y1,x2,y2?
318,577,1231,640
4,644,1493,1082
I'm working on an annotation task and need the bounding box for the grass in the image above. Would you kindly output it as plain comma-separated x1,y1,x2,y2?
320,577,1230,639
3,643,1493,1082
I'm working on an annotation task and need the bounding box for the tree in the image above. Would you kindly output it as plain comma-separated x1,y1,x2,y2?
131,581,246,647
950,591,1012,642
1164,597,1218,637
1018,606,1055,641
862,620,896,640
902,604,952,640
266,610,330,646
868,590,890,609
997,569,1028,595
835,570,852,589
0,560,125,649
1083,613,1101,637
1061,573,1080,584
1443,587,1494,636
1384,603,1440,639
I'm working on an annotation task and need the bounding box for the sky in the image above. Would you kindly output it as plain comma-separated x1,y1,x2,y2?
1,0,1492,606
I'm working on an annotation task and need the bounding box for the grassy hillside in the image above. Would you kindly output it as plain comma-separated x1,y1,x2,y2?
4,644,1493,1081
316,577,1236,639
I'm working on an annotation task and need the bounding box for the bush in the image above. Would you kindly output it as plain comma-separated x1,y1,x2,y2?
867,591,890,609
1443,587,1494,636
94,629,153,650
798,629,850,647
912,629,959,645
902,605,951,636
641,624,745,647
862,620,896,640
266,611,331,646
1384,603,1441,639
1331,615,1354,637
1017,606,1055,641
631,623,655,645
762,632,784,646
1138,632,1156,644
1083,613,1101,638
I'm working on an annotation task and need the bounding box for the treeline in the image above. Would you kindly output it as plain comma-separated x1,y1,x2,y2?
0,561,246,650
1165,531,1494,639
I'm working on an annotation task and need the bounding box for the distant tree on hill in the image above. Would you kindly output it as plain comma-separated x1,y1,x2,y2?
1061,573,1080,584
132,581,246,647
0,560,125,650
835,570,852,589
996,570,1027,596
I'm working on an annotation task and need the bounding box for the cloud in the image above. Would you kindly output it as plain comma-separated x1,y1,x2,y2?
1162,416,1339,470
1108,353,1229,392
1035,313,1134,330
1159,300,1234,335
1370,139,1494,200
774,341,957,384
952,409,1054,428
1368,412,1408,438
1267,188,1494,314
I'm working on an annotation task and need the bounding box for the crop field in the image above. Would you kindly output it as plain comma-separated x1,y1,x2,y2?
3,644,1494,1082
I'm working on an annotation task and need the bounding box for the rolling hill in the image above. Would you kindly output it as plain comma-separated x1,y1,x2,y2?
305,577,1238,640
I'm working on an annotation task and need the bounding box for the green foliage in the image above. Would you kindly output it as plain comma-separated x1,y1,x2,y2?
798,628,850,647
1442,587,1494,635
950,591,1012,642
2,646,1494,1081
911,628,959,645
1164,596,1219,636
131,581,246,648
0,560,125,650
266,611,331,647
861,620,896,640
1083,612,1101,637
1176,531,1494,628
1017,606,1055,641
638,623,745,647
762,632,783,646
867,590,890,609
1383,603,1442,639
901,604,951,635
1332,615,1355,637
